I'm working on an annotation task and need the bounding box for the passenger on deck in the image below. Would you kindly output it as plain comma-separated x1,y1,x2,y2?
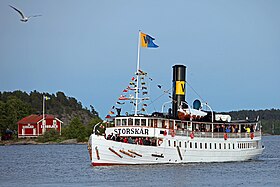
218,125,224,132
246,126,251,133
134,137,139,144
225,126,231,133
123,137,128,143
234,126,239,133
144,137,151,146
128,137,133,144
111,134,116,141
107,134,112,140
116,134,121,142
139,138,143,145
250,126,254,133
151,138,156,146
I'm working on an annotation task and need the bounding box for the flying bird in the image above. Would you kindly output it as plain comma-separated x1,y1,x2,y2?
9,5,42,22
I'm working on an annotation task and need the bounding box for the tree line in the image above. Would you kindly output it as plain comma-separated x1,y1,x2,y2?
0,90,279,142
0,90,102,142
229,109,280,135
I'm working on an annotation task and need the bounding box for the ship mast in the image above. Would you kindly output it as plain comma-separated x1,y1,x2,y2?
135,31,141,116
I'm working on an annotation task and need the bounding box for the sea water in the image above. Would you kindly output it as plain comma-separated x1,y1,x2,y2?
0,136,279,187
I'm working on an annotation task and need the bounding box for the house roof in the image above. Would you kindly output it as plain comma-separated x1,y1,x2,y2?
17,114,62,124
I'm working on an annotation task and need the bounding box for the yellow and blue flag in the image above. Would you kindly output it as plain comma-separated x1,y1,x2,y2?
140,32,159,48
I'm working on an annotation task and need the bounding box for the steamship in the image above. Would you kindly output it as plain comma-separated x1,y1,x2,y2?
88,65,264,166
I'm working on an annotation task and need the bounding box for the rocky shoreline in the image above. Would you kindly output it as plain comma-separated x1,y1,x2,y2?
0,139,87,146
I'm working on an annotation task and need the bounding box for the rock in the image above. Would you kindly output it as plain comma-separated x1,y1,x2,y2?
60,139,77,144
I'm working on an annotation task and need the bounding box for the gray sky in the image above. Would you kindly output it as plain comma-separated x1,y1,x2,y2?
1,0,279,118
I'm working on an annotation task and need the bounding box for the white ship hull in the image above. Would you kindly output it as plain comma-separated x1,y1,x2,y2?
90,134,264,166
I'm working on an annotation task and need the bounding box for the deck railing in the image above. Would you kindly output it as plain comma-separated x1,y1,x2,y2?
174,130,261,139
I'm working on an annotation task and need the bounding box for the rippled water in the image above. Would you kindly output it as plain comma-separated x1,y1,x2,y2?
0,136,279,187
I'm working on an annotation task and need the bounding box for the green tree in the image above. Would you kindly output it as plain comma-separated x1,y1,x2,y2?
38,129,61,142
62,117,87,142
0,96,32,136
86,117,103,136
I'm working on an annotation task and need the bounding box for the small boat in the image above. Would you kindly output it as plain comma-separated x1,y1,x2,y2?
88,33,264,166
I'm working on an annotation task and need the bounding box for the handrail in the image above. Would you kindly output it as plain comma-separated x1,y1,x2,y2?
175,129,261,139
93,122,101,135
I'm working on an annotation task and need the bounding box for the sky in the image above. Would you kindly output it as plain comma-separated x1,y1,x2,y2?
0,0,279,119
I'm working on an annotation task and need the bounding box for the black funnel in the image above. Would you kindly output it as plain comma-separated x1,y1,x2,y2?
172,65,186,118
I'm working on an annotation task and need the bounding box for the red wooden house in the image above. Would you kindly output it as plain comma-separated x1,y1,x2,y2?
17,114,63,138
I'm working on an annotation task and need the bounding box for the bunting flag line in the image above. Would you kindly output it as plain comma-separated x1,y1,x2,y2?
119,95,129,100
140,32,159,48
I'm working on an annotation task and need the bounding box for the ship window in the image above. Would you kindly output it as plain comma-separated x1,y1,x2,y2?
224,143,226,149
128,118,133,126
190,142,192,148
205,143,207,149
169,121,173,129
122,119,127,126
135,119,140,126
214,143,217,149
195,142,197,149
219,143,221,149
228,143,230,149
162,120,166,128
185,142,187,148
210,143,212,149
200,143,202,149
168,140,171,147
174,141,176,147
148,119,153,127
141,119,146,126
179,141,181,148
116,119,121,126
233,143,235,149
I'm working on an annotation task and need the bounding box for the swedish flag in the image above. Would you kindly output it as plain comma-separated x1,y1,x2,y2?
140,32,159,48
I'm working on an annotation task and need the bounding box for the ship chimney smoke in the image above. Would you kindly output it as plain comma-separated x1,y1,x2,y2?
172,65,186,118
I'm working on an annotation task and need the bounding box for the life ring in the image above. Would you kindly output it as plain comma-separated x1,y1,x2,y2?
224,133,228,140
190,132,194,139
170,130,175,137
158,139,163,146
250,133,254,139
